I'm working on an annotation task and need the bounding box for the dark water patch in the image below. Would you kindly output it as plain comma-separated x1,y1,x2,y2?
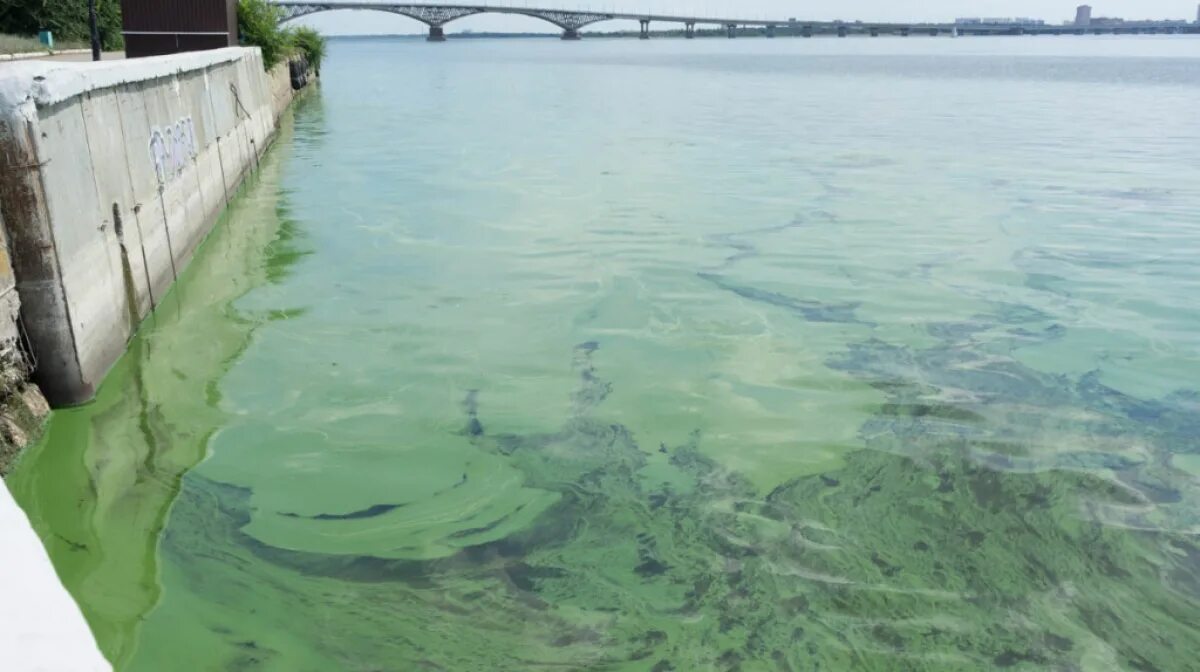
993,647,1045,667
265,307,309,321
698,272,867,324
878,402,987,424
1020,248,1134,270
1088,187,1175,203
975,450,1144,472
1113,467,1183,505
1008,323,1067,343
989,302,1055,325
635,534,670,578
54,533,89,552
279,503,405,521
1024,272,1072,296
447,504,525,540
927,321,989,341
462,389,484,436
570,341,612,412
1165,539,1200,601
702,214,817,271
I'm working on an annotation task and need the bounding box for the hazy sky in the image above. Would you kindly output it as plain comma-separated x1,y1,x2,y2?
291,1,1200,35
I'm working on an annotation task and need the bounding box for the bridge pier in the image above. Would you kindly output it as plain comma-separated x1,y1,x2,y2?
684,22,695,38
765,24,776,37
837,25,848,37
639,19,650,39
561,27,581,39
427,25,446,42
726,23,737,38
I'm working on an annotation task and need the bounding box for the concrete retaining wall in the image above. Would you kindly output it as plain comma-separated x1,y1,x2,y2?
0,48,283,405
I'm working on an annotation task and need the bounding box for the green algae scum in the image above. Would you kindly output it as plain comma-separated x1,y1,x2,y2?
7,38,1200,670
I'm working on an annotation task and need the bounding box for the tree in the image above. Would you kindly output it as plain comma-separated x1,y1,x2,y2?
0,0,124,50
237,0,290,68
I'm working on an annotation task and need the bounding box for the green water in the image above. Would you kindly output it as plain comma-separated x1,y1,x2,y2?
7,37,1200,670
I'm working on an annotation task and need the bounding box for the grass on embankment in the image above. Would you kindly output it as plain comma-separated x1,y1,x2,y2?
0,34,88,55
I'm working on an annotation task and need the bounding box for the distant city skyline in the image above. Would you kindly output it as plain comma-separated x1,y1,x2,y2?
287,1,1200,34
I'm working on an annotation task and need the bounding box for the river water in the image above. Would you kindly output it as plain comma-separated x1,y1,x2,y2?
7,35,1200,670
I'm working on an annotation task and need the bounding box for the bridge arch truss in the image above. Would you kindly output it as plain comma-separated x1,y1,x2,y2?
275,3,614,33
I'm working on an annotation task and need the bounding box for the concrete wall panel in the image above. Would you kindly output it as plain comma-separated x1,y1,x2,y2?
109,84,155,319
77,89,145,371
113,81,175,314
206,62,253,198
0,47,283,405
34,101,127,387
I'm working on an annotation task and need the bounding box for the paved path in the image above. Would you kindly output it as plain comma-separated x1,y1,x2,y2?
0,50,124,65
35,51,126,62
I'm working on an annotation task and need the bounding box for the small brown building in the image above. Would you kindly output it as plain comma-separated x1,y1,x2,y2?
121,0,239,58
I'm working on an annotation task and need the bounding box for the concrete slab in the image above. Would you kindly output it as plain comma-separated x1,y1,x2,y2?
0,484,111,671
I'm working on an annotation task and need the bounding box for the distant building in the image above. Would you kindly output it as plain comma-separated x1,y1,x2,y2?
1075,5,1093,27
120,0,238,58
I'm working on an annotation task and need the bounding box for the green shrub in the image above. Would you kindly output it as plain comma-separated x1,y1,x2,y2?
291,26,326,72
237,0,327,72
237,0,291,69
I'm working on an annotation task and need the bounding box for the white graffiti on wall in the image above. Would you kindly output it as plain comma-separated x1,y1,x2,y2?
149,117,199,186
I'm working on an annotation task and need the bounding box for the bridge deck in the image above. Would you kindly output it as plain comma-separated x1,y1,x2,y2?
272,2,1200,34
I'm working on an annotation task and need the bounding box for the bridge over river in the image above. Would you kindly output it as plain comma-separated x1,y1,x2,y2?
274,1,1200,41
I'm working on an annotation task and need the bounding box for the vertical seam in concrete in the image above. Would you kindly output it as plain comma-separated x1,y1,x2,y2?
156,190,180,283
112,82,156,311
169,71,200,270
135,77,181,284
76,92,126,348
232,77,258,181
204,65,232,207
21,117,86,393
181,72,208,231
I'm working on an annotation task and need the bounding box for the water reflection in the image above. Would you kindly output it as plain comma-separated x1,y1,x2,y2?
5,111,310,667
